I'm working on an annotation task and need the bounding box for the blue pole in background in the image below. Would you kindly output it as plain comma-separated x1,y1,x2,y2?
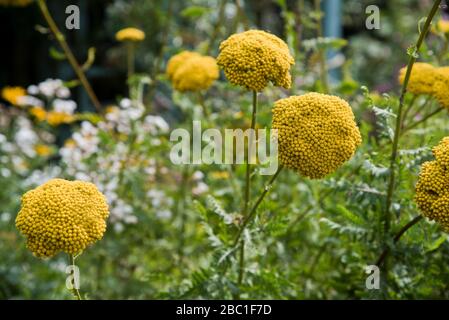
322,0,342,83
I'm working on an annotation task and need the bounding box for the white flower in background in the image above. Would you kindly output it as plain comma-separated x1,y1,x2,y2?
27,85,39,95
71,121,99,156
56,86,70,99
156,209,172,220
143,115,169,135
192,171,204,181
192,181,209,196
14,117,38,157
1,168,11,178
53,99,77,115
120,98,132,109
38,79,64,97
23,166,62,188
17,95,44,107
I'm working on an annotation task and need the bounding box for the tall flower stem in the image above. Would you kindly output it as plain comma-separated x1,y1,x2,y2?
237,90,258,287
382,0,441,279
69,254,82,300
127,42,135,79
314,0,329,94
37,0,102,112
402,105,445,135
384,0,441,235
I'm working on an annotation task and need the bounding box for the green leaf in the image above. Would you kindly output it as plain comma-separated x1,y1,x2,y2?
181,6,210,19
49,47,66,60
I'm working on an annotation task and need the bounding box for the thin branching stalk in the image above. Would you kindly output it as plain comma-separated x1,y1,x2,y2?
400,95,417,130
37,0,102,112
234,165,284,247
402,105,445,134
384,0,441,236
375,215,423,267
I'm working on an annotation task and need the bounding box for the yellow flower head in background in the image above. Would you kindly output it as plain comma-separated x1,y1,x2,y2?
415,137,449,232
433,20,449,34
46,111,75,126
272,93,362,179
166,51,201,81
115,27,145,42
34,144,52,157
432,66,449,110
16,179,109,258
398,62,437,95
1,86,26,105
217,30,294,91
169,54,219,92
29,106,47,122
0,0,33,7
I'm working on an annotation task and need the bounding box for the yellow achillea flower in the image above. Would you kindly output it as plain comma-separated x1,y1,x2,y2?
166,51,201,81
433,20,449,34
432,66,449,110
29,106,47,122
169,55,219,92
1,86,26,105
415,137,449,232
34,144,52,157
0,0,33,7
216,30,294,91
16,179,109,258
398,62,437,95
115,27,145,42
272,93,362,179
46,111,75,126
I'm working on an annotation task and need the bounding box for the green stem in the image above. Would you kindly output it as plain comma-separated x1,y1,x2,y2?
233,165,284,247
384,0,441,236
37,0,102,112
375,215,423,267
70,254,82,300
127,42,135,79
237,90,258,287
197,91,209,117
314,0,329,93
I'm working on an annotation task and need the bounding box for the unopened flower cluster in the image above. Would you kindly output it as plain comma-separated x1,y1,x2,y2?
115,27,145,42
15,179,109,257
398,63,449,111
166,51,219,92
217,30,294,91
415,137,449,232
272,93,362,179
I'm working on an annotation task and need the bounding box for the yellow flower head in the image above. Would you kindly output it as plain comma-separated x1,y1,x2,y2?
272,93,362,179
433,20,449,34
398,62,439,95
115,27,145,42
29,106,47,122
46,111,75,126
169,54,219,92
166,51,201,81
16,179,109,258
1,86,26,105
432,66,449,110
415,137,449,232
216,30,294,91
34,144,52,157
0,0,33,7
